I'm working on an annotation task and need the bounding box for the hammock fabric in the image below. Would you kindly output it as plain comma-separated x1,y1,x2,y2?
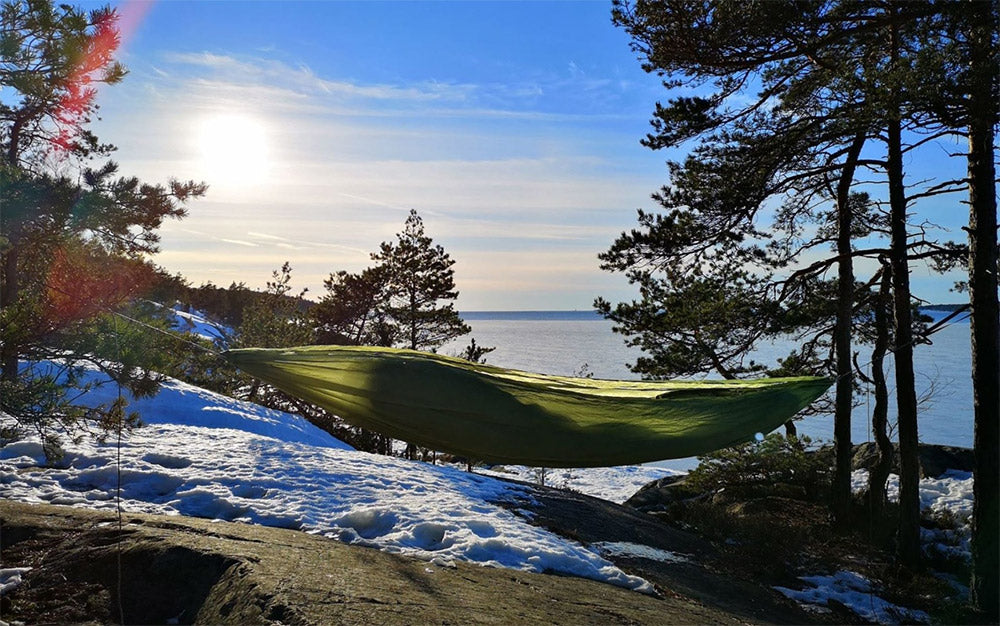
224,346,831,468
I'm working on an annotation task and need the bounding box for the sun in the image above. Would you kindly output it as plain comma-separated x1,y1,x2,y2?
196,113,269,187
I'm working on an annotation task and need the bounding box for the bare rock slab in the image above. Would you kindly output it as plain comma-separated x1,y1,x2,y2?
1,500,782,625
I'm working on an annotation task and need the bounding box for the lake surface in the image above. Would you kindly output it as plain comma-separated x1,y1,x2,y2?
444,309,974,470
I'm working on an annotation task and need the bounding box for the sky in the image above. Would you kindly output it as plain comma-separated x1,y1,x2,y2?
80,0,971,310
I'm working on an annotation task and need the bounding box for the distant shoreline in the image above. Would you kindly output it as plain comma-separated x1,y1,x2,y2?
460,306,966,322
460,310,603,321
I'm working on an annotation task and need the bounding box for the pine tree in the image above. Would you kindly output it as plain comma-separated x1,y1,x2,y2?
0,0,204,456
373,209,470,352
607,0,967,545
924,0,1000,615
312,266,395,347
234,262,314,350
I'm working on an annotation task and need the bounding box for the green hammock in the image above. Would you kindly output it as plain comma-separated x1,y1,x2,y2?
224,346,831,468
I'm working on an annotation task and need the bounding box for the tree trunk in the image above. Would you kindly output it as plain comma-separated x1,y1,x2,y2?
966,0,999,616
5,115,24,167
883,7,921,570
887,113,921,571
2,112,25,383
409,291,418,350
1,246,20,383
832,133,866,529
868,266,893,531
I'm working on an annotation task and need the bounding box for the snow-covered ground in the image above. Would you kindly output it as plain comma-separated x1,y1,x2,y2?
771,467,975,623
776,571,932,624
0,364,659,592
851,468,975,519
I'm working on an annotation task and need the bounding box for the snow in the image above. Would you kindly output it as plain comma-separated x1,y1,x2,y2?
475,464,681,504
0,362,652,593
915,469,975,517
0,567,32,595
771,469,975,622
592,542,691,564
775,571,931,624
851,468,974,566
851,468,975,519
166,303,229,343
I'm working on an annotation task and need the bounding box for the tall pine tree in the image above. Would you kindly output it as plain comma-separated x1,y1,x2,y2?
607,1,969,551
373,209,470,352
0,0,204,455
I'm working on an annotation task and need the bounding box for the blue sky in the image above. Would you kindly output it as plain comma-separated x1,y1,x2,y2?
84,0,969,309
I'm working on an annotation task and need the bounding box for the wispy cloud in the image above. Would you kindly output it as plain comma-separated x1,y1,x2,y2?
164,51,477,104
336,192,415,214
220,238,259,247
152,51,643,124
247,231,290,242
298,240,370,254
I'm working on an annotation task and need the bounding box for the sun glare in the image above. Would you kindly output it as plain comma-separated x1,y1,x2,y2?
196,113,269,187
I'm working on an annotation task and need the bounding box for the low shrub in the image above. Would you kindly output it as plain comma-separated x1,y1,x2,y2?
678,497,814,578
686,433,831,500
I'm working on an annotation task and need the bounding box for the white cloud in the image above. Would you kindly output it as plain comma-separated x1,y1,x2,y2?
247,231,291,242
163,51,478,104
219,238,259,247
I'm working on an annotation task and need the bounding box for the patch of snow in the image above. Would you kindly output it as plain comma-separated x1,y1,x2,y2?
476,464,682,504
0,440,48,466
775,570,930,624
852,468,974,566
916,470,974,518
0,567,32,594
592,542,690,564
167,302,229,343
851,469,974,519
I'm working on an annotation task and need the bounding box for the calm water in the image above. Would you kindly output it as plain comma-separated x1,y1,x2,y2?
444,309,974,469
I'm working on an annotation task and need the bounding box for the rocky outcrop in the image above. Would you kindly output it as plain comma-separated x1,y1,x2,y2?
621,444,974,515
512,483,821,625
1,495,822,625
623,474,703,512
850,443,974,478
